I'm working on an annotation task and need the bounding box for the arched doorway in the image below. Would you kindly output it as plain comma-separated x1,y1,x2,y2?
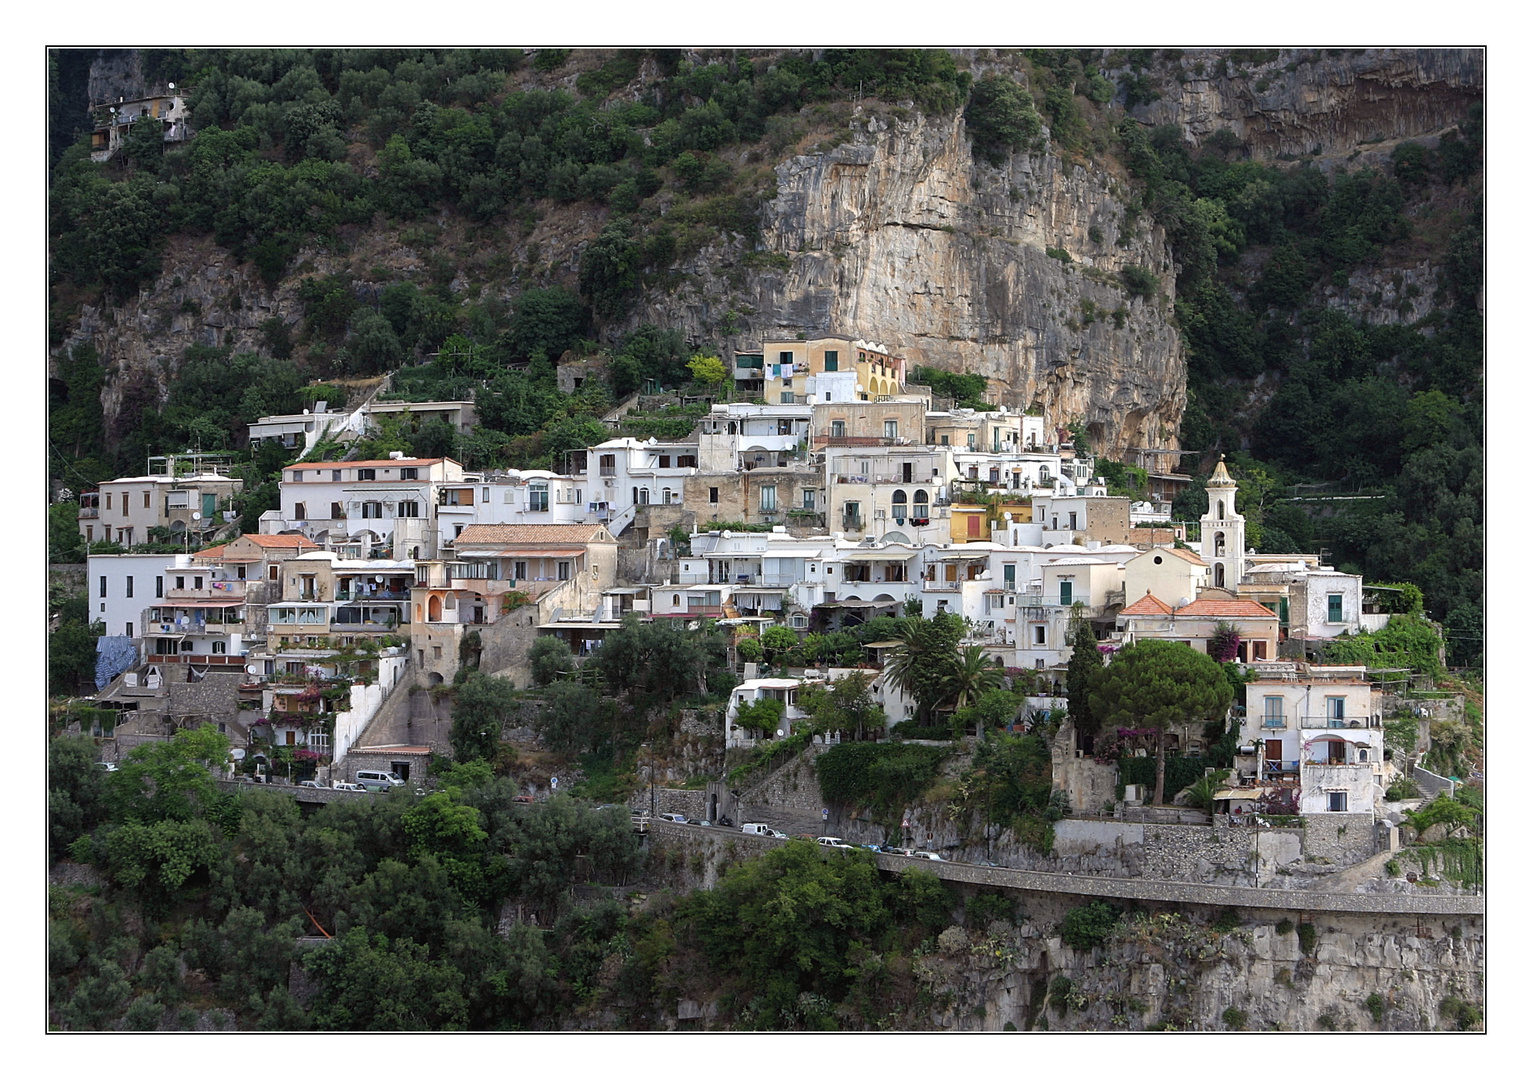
428,595,443,621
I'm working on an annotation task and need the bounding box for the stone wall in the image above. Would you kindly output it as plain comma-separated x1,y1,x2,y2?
1301,813,1381,865
735,741,832,823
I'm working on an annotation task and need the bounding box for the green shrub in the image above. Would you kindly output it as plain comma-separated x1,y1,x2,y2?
1120,265,1159,299
1222,1006,1248,1030
965,891,1015,928
1365,992,1385,1024
1297,923,1317,955
1386,778,1420,801
1212,907,1241,933
1060,901,1119,951
815,742,948,818
1438,996,1481,1030
1275,918,1294,935
1316,1012,1337,1031
1045,246,1073,263
1048,975,1073,1016
1385,859,1401,877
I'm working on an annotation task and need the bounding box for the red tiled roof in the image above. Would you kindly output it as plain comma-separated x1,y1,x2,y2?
1175,598,1278,619
243,534,321,549
286,458,449,470
455,524,613,545
1121,592,1175,616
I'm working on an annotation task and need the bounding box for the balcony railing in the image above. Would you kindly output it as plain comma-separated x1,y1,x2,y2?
815,436,898,448
335,589,410,601
1300,715,1379,729
1258,716,1288,730
166,582,248,601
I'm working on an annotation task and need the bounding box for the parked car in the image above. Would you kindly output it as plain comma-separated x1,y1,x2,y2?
355,769,406,788
910,850,946,861
766,828,790,839
687,818,712,828
881,846,917,857
297,780,322,788
657,813,690,824
96,762,118,772
512,795,535,804
740,823,773,836
332,781,366,792
816,836,855,850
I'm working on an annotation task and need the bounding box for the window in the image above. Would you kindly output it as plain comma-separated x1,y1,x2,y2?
1059,580,1073,605
891,489,907,523
194,576,203,590
760,486,777,511
358,468,376,480
1328,791,1348,812
1326,696,1345,725
362,502,383,519
1068,511,1077,530
126,576,134,598
398,501,420,518
143,491,150,509
709,487,719,504
780,392,795,404
557,561,571,581
677,455,696,468
441,489,475,507
830,420,846,438
294,502,307,520
331,470,342,481
1262,696,1284,728
529,483,549,512
1328,593,1344,623
1004,564,1016,588
803,489,816,510
967,433,976,449
180,640,194,652
99,576,106,598
400,467,418,480
824,350,838,371
658,455,671,469
105,494,111,510
433,645,442,660
125,622,134,637
885,419,898,439
513,561,527,580
599,454,616,476
1033,625,1045,645
155,576,163,598
212,641,226,654
327,501,342,519
778,351,793,364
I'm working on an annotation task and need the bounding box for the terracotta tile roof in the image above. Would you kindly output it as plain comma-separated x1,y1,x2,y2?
1175,598,1278,619
194,543,228,558
1121,592,1175,616
243,533,321,549
455,523,613,546
286,458,449,470
1161,546,1207,565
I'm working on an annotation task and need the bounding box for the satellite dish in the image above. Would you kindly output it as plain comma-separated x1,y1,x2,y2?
230,748,245,760
192,511,202,521
776,729,785,738
167,82,175,89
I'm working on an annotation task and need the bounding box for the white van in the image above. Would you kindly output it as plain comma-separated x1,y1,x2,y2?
741,823,771,835
355,769,405,789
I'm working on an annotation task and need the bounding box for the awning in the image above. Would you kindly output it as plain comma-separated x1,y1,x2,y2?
815,599,898,609
166,600,245,608
1215,788,1268,800
839,550,918,561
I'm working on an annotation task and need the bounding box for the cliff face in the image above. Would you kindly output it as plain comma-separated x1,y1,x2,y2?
633,110,1186,458
1114,47,1483,161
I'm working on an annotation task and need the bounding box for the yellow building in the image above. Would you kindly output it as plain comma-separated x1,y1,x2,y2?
761,336,908,405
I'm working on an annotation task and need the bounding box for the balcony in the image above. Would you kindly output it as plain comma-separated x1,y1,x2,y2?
815,436,898,448
1300,714,1379,730
166,581,248,602
1257,715,1288,731
77,507,99,519
841,517,864,532
334,587,410,601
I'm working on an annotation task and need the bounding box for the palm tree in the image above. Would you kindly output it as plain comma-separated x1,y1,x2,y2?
942,645,1006,713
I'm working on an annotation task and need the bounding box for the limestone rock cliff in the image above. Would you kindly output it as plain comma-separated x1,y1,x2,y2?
632,109,1185,459
1113,47,1483,161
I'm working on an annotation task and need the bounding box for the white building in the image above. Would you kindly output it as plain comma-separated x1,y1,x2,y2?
269,455,464,559
86,554,182,642
1236,664,1386,817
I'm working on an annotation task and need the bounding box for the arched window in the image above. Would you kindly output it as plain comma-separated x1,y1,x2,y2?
891,489,908,524
1217,500,1226,519
428,595,442,621
1214,564,1226,588
912,489,929,524
1214,531,1227,556
1038,465,1050,483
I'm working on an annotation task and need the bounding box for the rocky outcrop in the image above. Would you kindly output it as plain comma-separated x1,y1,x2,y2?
632,110,1186,458
1113,47,1482,162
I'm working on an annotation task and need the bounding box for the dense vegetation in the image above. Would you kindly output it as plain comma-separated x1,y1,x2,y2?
49,724,988,1030
1120,103,1484,668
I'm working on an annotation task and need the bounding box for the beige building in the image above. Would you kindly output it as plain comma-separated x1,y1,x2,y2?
1122,546,1211,608
1030,494,1131,546
80,461,244,548
762,336,908,405
410,523,617,681
822,444,956,544
811,398,927,448
1115,594,1279,663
